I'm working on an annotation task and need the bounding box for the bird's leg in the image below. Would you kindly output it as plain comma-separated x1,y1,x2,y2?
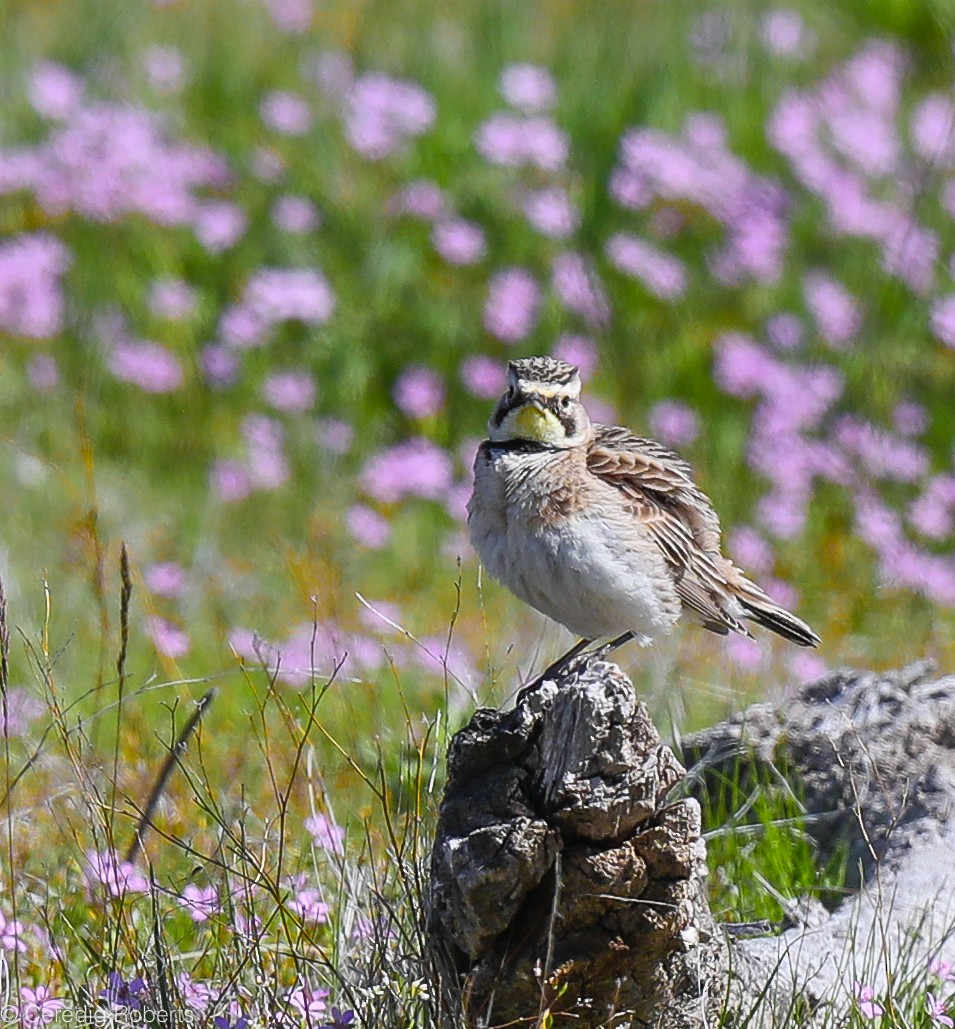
516,636,593,703
515,632,638,705
593,630,636,658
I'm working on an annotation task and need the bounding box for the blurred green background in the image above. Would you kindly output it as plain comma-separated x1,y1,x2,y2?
2,0,955,786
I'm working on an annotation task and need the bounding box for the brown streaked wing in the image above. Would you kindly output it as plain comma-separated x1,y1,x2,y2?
588,424,723,552
586,424,751,636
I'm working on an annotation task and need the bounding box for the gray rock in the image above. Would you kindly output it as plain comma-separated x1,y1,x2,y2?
427,659,955,1028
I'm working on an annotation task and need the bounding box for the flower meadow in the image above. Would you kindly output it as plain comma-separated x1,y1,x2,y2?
2,0,955,1025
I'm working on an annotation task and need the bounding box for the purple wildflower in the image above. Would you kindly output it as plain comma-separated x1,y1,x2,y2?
100,974,147,1012
460,355,506,399
522,186,579,238
211,460,252,503
499,64,556,113
609,167,653,209
263,369,317,413
345,73,436,159
345,505,390,549
147,617,190,659
321,1008,356,1029
218,305,267,349
144,45,185,93
2,688,44,737
288,886,329,923
931,295,955,347
0,912,26,953
244,267,335,325
305,49,354,99
86,850,149,898
713,334,773,397
788,651,827,681
911,93,955,165
552,334,598,379
765,312,804,350
213,1017,250,1029
649,401,700,447
175,974,215,1015
0,233,70,338
265,0,313,32
323,1004,356,1029
360,438,453,503
260,90,312,136
149,278,197,320
27,354,58,392
23,101,226,224
729,527,775,576
28,61,83,120
110,340,183,393
19,986,66,1028
927,993,954,1028
909,475,955,539
759,10,813,58
853,982,884,1019
305,812,346,855
433,219,486,265
893,400,927,436
179,884,219,922
243,415,290,490
881,217,938,294
201,344,240,388
757,489,809,539
803,273,861,347
606,233,687,299
394,365,446,418
272,194,320,234
287,984,329,1022
316,418,354,454
725,634,765,671
484,267,540,342
552,251,611,327
389,179,446,220
193,201,247,252
834,415,929,482
931,956,955,982
475,114,569,170
144,561,187,598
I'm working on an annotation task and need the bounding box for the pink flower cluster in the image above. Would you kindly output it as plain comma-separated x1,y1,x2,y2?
1,96,228,226
0,234,71,338
219,267,335,349
344,73,436,160
612,113,788,284
769,40,938,294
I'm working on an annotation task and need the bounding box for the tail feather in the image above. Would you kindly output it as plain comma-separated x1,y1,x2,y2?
737,596,820,648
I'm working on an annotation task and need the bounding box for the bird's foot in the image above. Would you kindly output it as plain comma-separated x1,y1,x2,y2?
515,637,593,704
591,630,636,660
515,631,636,705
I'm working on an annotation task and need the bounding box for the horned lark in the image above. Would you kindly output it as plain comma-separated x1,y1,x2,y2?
467,356,819,654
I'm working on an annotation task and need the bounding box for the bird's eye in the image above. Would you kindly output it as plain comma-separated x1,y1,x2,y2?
559,395,572,409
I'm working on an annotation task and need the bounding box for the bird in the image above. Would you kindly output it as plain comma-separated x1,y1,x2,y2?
467,356,819,668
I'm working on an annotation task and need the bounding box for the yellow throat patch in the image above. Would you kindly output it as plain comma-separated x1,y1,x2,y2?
511,403,562,444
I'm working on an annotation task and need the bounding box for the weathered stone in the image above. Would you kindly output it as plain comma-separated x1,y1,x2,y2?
427,659,955,1028
428,658,723,1027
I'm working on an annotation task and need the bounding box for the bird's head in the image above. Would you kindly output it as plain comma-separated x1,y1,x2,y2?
488,357,592,448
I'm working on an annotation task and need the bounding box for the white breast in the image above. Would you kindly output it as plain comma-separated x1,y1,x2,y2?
468,445,680,642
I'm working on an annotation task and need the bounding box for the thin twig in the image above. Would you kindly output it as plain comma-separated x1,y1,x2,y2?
126,688,217,864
